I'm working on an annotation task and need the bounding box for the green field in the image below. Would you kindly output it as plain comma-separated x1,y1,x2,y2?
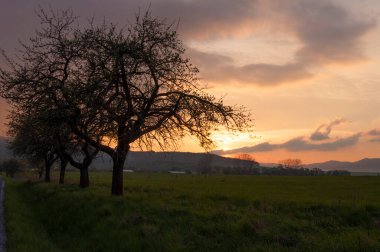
4,173,380,251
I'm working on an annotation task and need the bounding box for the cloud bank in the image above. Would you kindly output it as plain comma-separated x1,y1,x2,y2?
0,0,376,86
1,0,376,109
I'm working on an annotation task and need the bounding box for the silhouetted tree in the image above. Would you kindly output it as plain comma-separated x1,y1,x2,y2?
236,153,260,167
58,141,98,188
278,158,303,169
1,159,23,178
7,107,97,187
0,9,252,195
7,111,59,182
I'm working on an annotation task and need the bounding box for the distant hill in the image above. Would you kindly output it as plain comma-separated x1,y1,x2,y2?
305,158,380,172
92,151,256,172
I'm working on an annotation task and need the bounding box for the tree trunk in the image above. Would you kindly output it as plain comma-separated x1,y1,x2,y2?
111,153,127,195
38,168,43,179
59,158,68,184
79,166,90,188
44,160,51,183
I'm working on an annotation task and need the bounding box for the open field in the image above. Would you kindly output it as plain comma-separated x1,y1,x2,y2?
4,173,380,251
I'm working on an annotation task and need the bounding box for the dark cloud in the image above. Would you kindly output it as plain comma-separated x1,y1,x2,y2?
231,63,312,85
213,133,361,155
283,0,374,65
310,118,346,141
368,129,380,136
366,129,380,143
153,0,258,40
0,0,258,50
285,134,361,151
187,49,312,85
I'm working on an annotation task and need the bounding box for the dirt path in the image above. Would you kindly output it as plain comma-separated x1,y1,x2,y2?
0,177,6,252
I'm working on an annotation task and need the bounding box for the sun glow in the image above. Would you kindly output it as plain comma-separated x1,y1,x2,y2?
211,131,255,151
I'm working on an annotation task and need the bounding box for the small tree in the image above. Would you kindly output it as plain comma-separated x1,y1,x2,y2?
8,108,98,187
236,153,259,167
0,9,252,195
2,158,23,178
7,111,59,182
278,158,303,169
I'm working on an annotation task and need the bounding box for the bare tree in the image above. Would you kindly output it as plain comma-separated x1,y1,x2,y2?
235,153,259,168
0,9,252,195
278,158,303,169
236,153,257,162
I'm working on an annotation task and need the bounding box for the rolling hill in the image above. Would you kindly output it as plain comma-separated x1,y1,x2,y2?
306,158,380,173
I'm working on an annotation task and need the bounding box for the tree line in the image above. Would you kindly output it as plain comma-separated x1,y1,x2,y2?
0,9,251,195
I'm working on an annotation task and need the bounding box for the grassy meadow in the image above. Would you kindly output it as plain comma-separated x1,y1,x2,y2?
4,173,380,251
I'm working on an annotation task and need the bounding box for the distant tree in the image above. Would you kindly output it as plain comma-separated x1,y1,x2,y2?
278,158,303,169
237,154,254,161
1,158,23,178
326,170,350,176
197,154,214,174
7,111,59,182
0,9,252,195
7,108,98,187
235,153,260,167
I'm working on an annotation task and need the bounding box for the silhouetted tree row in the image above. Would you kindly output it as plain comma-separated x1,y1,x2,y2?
0,9,251,195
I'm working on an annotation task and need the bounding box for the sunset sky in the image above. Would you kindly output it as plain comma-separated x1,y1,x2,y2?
1,0,380,163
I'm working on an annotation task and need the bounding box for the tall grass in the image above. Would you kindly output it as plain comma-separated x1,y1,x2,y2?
4,173,380,251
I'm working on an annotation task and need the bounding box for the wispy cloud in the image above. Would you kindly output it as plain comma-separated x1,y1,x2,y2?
310,118,346,141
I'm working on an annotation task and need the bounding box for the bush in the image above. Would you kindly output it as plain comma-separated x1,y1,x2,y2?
1,159,23,178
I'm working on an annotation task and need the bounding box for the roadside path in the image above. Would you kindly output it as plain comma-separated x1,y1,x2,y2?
0,177,6,252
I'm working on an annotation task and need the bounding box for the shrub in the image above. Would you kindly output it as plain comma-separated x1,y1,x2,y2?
1,158,23,178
